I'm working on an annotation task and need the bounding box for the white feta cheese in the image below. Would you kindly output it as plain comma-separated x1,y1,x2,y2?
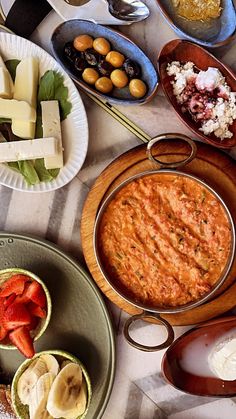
0,137,57,162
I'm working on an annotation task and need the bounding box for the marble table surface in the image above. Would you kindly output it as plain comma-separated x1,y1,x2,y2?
1,1,236,418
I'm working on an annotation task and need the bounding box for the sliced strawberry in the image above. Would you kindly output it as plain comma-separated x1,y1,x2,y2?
27,302,46,319
3,293,16,309
14,283,32,304
9,326,35,358
0,325,8,341
0,298,7,340
0,275,29,298
23,281,46,308
2,302,32,331
26,315,39,331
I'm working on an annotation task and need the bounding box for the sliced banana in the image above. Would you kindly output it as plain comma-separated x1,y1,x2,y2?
29,372,54,419
63,379,87,419
39,354,59,377
47,363,84,418
17,358,48,405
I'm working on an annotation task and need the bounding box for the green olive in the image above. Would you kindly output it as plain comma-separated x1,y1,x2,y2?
82,68,99,85
73,34,94,51
110,69,128,88
105,51,125,68
95,77,113,94
93,37,111,55
129,79,147,98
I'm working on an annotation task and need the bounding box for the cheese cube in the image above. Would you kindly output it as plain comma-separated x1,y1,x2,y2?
0,98,36,121
12,57,39,139
41,100,63,169
0,137,57,162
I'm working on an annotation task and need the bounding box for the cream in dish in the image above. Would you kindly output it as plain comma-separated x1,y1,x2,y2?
209,336,236,381
167,61,236,140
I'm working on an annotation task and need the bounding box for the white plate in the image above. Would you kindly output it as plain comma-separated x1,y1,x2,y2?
0,32,88,192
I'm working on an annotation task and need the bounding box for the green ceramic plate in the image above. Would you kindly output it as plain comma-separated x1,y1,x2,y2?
0,232,115,419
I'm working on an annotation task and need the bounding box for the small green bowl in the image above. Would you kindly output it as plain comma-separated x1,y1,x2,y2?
11,349,92,419
0,268,52,350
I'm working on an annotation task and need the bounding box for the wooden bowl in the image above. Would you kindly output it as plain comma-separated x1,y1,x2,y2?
158,39,236,149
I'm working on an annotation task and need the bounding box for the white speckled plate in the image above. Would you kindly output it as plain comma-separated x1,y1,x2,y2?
0,32,88,192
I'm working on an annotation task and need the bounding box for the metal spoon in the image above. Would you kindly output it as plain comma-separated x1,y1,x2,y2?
106,0,150,22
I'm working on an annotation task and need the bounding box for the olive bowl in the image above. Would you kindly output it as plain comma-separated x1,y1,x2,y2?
51,19,159,105
11,349,92,419
0,268,52,351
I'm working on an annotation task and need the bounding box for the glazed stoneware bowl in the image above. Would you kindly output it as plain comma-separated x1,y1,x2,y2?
158,39,236,149
155,0,236,48
162,316,236,397
0,268,52,350
51,19,158,105
11,349,92,419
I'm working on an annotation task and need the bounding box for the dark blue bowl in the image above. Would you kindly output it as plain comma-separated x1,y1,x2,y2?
51,19,159,105
156,0,236,48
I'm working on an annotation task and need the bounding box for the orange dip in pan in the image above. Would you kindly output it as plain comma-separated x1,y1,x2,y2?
98,173,232,308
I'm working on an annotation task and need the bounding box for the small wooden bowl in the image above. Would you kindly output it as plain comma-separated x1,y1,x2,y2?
158,39,236,149
0,268,51,350
11,349,92,419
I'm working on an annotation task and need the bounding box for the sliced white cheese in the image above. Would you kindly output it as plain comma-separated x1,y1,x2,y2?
0,137,57,162
0,98,36,122
14,57,39,107
41,100,63,169
0,67,13,99
12,57,39,139
11,119,35,139
0,54,13,97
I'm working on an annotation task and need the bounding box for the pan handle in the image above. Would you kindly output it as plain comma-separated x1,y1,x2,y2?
147,133,197,169
123,311,174,352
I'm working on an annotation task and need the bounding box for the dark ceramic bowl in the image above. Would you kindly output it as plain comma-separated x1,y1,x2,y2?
158,39,236,149
162,316,236,397
51,19,158,105
156,0,236,48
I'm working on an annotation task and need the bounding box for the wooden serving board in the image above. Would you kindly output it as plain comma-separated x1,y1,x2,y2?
81,140,236,326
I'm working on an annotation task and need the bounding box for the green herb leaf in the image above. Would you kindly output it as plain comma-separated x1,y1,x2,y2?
37,70,72,120
18,160,40,185
5,59,20,81
38,70,55,102
0,118,11,124
34,158,59,182
7,161,20,172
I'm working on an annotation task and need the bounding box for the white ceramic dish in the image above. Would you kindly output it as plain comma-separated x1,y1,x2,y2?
0,0,131,25
0,32,88,192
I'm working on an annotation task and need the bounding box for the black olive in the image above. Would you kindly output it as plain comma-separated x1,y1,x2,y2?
84,49,100,66
64,42,77,63
123,58,141,78
74,56,87,73
97,60,114,76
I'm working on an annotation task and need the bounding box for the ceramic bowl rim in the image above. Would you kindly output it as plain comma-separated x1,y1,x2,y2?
0,268,52,350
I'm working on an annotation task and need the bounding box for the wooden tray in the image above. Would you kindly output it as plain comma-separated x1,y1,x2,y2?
81,140,236,326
